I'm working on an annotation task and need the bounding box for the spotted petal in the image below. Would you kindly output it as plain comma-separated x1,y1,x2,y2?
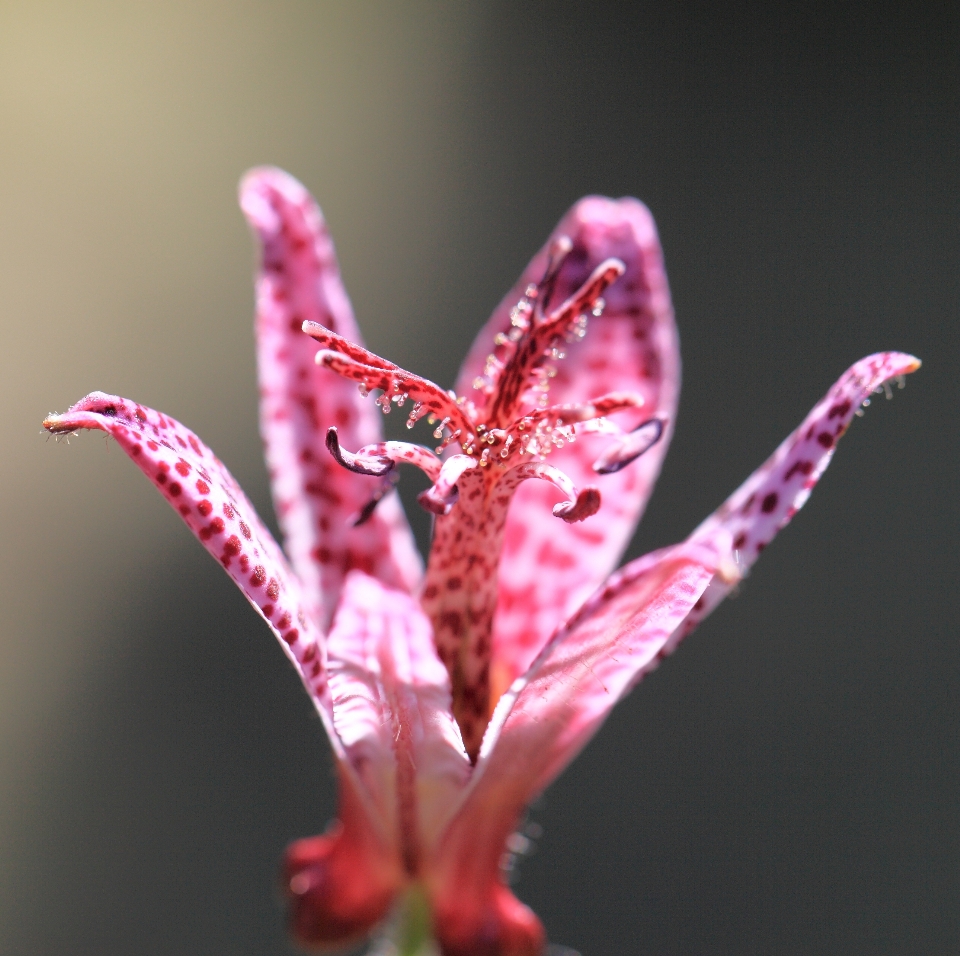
676,351,922,647
240,168,422,630
43,392,337,738
456,197,681,692
428,541,723,955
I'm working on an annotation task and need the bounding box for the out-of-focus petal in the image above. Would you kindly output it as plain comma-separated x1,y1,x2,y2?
43,392,340,742
240,167,422,630
456,197,680,693
326,572,471,865
429,542,721,950
675,351,922,648
283,767,403,950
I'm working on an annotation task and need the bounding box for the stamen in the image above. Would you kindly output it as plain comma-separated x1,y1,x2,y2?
417,455,479,516
499,461,601,523
592,418,665,474
325,428,442,482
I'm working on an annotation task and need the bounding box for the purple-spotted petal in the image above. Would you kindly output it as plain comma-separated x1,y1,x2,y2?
43,392,340,741
429,541,722,936
240,168,422,630
674,351,921,648
456,197,681,692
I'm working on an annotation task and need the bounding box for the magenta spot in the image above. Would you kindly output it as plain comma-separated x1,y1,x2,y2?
131,444,142,456
756,541,766,553
761,492,778,514
784,460,814,481
175,460,191,476
439,611,463,636
197,500,213,517
168,482,182,497
733,532,747,550
156,472,167,485
817,432,834,448
447,577,462,591
196,479,211,495
423,584,438,600
179,504,191,516
828,399,852,419
147,440,159,451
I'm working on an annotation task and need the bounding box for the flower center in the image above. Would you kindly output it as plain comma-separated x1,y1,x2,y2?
310,240,664,758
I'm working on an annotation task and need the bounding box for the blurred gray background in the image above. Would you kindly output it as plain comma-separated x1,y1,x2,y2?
1,2,957,954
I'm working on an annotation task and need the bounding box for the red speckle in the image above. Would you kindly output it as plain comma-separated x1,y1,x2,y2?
828,400,852,419
209,517,225,534
168,482,182,497
223,503,235,519
344,553,375,575
251,565,266,587
131,444,142,456
222,535,242,557
196,479,211,495
239,554,250,572
733,532,747,550
761,492,778,514
188,435,202,455
283,629,299,645
756,541,766,553
175,460,191,477
197,500,213,517
785,460,814,481
147,440,159,451
179,505,191,516
446,577,462,591
439,611,463,636
156,472,167,485
311,546,333,564
423,584,438,600
303,643,318,662
239,521,252,539
276,612,292,630
262,604,274,618
266,579,280,600
817,432,834,448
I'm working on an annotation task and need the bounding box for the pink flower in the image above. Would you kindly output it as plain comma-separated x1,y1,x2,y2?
44,168,919,956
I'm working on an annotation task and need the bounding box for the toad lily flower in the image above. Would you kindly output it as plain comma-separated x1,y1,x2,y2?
44,168,919,956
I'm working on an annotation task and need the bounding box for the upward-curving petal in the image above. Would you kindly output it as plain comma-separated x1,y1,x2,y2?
43,392,339,743
428,541,723,955
676,351,922,648
456,197,681,694
240,168,422,630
